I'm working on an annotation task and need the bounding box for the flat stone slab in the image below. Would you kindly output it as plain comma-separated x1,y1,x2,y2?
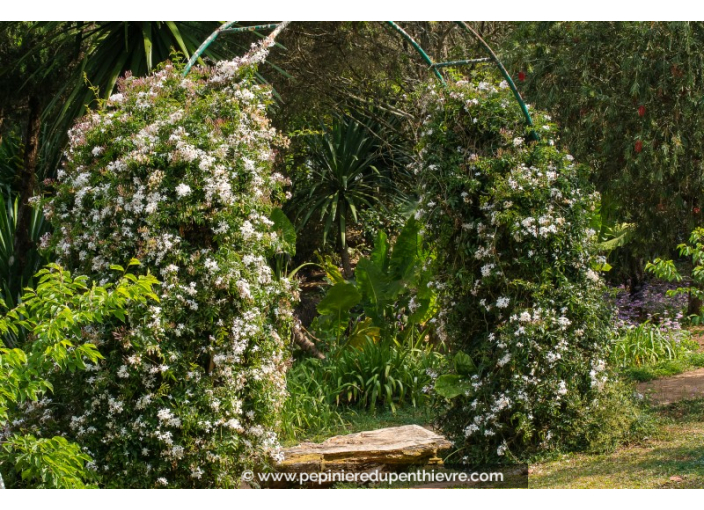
271,425,452,486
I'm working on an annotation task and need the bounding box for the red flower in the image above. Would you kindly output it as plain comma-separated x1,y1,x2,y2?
695,207,701,215
518,71,526,82
638,105,646,117
635,140,643,153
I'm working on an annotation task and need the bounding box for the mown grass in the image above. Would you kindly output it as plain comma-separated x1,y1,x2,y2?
281,325,704,488
529,398,704,488
282,392,704,488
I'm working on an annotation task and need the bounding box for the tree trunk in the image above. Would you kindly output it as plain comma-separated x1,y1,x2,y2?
15,95,41,278
688,286,703,317
341,240,352,279
292,318,325,360
339,211,353,278
628,255,645,295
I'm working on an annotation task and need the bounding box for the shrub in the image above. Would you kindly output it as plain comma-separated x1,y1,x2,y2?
0,263,158,488
311,218,437,348
413,77,629,462
38,47,295,487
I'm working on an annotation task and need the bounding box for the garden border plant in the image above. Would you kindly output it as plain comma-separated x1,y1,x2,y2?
31,38,296,488
0,263,158,488
413,76,642,462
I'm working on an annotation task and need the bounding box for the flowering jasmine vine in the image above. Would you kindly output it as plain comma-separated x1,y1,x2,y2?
33,43,295,488
413,78,616,462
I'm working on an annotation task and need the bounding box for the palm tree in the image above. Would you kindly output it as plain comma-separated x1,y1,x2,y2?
295,116,392,277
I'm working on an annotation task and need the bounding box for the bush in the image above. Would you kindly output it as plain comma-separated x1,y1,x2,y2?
311,218,437,348
37,49,295,487
0,263,158,488
413,77,632,462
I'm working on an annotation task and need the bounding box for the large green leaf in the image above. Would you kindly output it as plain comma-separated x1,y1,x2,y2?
346,317,381,349
370,230,389,271
389,218,421,281
270,208,297,256
316,282,362,316
597,222,635,252
434,374,472,399
453,352,476,376
356,258,403,327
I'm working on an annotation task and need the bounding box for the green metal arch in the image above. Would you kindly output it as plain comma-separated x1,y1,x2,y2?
184,21,534,130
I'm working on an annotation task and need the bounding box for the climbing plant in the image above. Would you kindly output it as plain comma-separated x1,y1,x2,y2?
414,77,634,461
0,263,158,488
36,40,295,487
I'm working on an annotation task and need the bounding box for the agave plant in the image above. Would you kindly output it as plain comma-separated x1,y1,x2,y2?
295,116,393,277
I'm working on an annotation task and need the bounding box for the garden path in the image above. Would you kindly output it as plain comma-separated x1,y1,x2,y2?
637,367,704,405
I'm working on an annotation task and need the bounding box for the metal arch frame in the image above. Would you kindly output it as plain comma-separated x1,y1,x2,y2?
184,21,534,130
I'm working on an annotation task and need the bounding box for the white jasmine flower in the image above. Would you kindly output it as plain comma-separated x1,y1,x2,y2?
496,296,510,309
497,353,512,367
586,269,600,282
175,183,192,197
481,264,495,277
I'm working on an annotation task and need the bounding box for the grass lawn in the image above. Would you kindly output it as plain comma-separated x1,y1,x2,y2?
290,400,704,488
284,357,704,488
530,399,704,488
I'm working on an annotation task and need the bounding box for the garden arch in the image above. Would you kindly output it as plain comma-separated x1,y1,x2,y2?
183,21,535,132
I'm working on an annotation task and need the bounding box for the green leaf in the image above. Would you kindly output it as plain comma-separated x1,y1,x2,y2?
453,352,476,376
389,218,421,281
270,208,297,256
316,282,362,316
434,374,472,399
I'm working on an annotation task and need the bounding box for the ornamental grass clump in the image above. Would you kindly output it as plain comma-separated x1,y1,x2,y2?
414,78,633,462
37,45,295,487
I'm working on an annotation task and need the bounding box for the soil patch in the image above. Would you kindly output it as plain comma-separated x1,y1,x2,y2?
637,367,704,405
